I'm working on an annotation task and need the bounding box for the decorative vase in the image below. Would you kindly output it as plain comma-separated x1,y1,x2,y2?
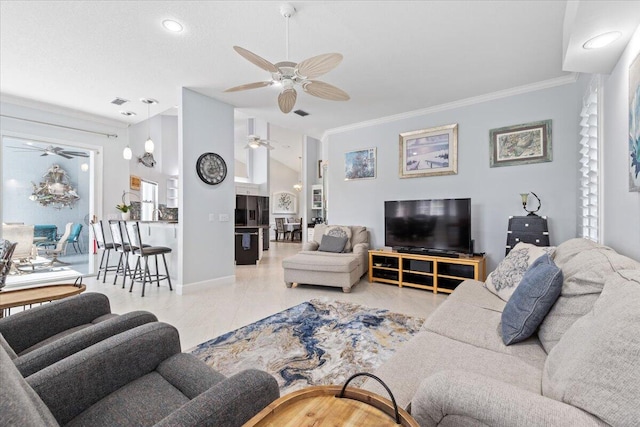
121,211,131,220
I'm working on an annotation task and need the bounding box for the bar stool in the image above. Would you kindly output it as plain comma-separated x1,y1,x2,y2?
124,221,173,297
90,220,117,283
108,220,133,288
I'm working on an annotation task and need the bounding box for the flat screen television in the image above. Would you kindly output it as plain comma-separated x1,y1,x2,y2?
384,198,472,254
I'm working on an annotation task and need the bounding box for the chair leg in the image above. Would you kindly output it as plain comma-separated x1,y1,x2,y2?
162,254,173,291
102,249,111,283
129,257,141,293
141,256,151,297
113,253,123,285
97,249,106,281
155,255,160,287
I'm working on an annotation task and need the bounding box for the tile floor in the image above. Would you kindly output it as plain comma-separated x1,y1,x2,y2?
74,242,447,350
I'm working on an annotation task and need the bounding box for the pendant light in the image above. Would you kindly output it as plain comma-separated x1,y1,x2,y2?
123,145,132,160
141,98,158,153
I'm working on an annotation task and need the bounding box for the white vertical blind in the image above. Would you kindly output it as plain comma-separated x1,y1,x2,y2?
579,76,600,242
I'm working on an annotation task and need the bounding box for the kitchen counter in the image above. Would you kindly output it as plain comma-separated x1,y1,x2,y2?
134,220,179,224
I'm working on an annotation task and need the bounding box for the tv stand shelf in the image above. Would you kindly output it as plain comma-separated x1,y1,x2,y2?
368,250,486,294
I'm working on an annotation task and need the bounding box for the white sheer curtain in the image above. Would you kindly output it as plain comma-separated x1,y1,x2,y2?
579,76,601,242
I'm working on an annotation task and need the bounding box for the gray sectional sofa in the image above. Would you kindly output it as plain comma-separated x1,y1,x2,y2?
363,238,640,426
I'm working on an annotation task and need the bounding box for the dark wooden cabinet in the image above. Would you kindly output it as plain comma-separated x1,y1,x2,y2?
506,215,550,255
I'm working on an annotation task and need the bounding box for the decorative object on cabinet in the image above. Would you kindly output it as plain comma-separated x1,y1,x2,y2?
368,250,486,294
130,175,141,190
272,191,297,214
505,216,550,255
196,152,227,185
312,184,323,209
399,124,458,178
489,119,552,168
345,148,376,180
520,192,541,216
29,164,80,209
629,52,640,192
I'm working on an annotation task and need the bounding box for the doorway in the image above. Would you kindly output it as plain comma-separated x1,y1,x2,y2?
1,136,96,286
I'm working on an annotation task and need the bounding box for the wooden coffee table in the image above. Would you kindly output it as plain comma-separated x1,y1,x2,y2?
244,385,418,426
0,283,86,317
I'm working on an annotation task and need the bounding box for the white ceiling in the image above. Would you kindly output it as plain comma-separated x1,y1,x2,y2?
1,1,638,163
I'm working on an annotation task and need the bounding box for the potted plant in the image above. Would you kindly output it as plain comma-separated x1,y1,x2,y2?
116,203,131,220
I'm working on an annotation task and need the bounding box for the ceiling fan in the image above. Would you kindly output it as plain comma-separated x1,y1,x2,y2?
245,135,275,150
8,144,89,159
225,3,350,114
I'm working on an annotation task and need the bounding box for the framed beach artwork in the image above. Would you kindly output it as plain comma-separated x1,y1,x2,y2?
345,148,376,180
272,191,297,214
629,53,640,192
399,124,458,178
489,120,552,168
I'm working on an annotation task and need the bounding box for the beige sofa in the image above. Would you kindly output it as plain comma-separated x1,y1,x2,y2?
282,224,369,293
363,238,640,426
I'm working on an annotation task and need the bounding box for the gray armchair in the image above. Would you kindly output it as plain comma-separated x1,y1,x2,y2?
0,322,280,426
0,292,157,377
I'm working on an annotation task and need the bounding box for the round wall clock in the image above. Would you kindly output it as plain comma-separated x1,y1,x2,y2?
196,152,227,185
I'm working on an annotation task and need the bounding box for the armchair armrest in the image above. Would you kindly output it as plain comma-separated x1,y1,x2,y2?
353,242,370,271
16,310,158,377
0,292,111,354
27,322,181,426
411,371,605,427
302,241,319,251
155,369,279,427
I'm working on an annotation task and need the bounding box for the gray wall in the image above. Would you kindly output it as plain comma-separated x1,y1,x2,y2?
325,82,582,271
602,25,640,261
178,88,235,288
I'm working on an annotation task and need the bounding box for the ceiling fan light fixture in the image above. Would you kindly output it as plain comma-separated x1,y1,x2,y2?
583,31,622,49
248,140,261,149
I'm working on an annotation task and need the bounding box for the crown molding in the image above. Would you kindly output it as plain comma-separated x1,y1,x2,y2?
322,73,579,140
0,94,129,129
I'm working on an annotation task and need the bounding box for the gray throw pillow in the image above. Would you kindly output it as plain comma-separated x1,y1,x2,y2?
318,234,348,253
501,254,563,345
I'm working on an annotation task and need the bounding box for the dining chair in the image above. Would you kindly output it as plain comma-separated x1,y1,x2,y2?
1,240,18,290
291,217,303,241
66,223,83,253
38,222,73,266
275,218,290,241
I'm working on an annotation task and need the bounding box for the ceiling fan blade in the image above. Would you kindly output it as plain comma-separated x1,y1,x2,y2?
303,80,350,101
278,89,297,114
56,153,74,159
40,153,49,156
61,151,89,157
233,46,278,73
224,81,272,92
7,145,43,151
297,53,343,79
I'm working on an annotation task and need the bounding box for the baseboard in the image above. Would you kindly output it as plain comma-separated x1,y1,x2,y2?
176,274,236,295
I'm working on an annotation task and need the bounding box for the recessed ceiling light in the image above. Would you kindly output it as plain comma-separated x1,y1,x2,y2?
162,19,183,33
583,31,622,50
120,111,137,116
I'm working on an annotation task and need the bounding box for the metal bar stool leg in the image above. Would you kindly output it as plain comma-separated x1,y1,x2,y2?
162,254,173,291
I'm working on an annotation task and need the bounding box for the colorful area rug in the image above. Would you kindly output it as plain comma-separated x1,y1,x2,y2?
188,299,424,395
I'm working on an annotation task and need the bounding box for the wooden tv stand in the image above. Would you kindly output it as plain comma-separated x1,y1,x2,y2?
368,250,486,294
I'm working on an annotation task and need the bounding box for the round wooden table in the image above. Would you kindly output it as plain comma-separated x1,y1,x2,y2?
0,284,86,317
244,385,419,427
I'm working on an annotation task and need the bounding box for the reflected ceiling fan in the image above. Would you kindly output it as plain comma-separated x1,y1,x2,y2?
8,144,89,159
225,3,350,114
245,135,275,150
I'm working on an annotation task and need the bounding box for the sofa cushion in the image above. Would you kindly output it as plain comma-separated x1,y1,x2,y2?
501,254,563,345
445,280,507,312
318,234,348,253
364,330,544,410
325,226,353,252
0,345,58,426
66,372,189,427
537,243,640,353
542,269,640,426
282,253,359,273
1,332,18,359
485,243,555,302
157,353,226,399
350,226,368,247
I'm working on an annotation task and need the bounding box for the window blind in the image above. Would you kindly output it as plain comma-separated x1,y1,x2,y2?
579,76,600,242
